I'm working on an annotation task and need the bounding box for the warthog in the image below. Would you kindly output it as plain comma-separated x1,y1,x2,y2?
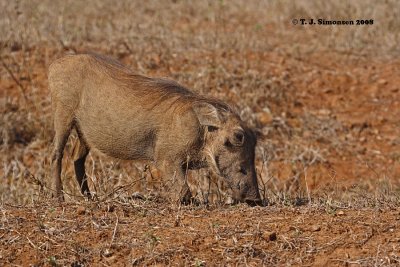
48,53,261,204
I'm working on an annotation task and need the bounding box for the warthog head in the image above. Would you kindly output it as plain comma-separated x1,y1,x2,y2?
194,102,262,205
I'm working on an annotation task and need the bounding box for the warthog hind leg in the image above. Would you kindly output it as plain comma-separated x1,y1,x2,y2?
51,108,73,202
72,138,91,198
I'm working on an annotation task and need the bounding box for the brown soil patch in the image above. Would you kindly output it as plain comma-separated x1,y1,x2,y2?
1,202,399,266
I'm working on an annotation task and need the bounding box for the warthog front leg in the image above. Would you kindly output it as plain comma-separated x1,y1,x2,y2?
157,161,192,204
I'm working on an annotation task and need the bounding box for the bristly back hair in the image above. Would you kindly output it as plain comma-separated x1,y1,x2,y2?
85,52,237,114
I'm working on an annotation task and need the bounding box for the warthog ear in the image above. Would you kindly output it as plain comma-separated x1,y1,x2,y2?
193,102,222,128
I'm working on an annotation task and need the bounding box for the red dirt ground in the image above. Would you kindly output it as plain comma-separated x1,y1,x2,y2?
1,46,399,267
1,201,399,266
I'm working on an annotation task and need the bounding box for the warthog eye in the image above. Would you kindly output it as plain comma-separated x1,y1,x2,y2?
230,130,245,146
235,132,244,142
207,126,218,132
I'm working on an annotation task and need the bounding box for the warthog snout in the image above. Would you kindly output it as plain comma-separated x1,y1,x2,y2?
230,169,262,206
234,180,261,202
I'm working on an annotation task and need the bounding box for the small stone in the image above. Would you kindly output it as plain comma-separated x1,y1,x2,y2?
311,225,321,232
337,210,345,216
263,231,277,241
103,248,113,257
377,79,388,85
317,109,331,116
77,206,86,215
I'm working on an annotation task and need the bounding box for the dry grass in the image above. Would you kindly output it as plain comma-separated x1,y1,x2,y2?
0,0,399,203
0,0,400,265
1,0,399,57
